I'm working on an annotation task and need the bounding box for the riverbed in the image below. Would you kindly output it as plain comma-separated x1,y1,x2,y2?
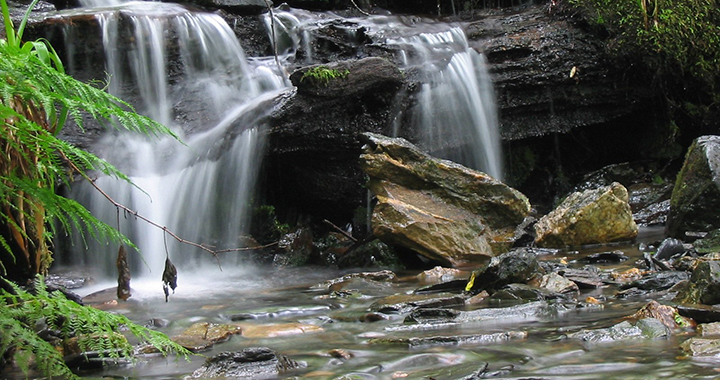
44,227,718,379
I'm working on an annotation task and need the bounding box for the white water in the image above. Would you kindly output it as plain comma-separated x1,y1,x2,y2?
60,4,503,281
388,27,503,180
266,9,504,179
62,2,287,278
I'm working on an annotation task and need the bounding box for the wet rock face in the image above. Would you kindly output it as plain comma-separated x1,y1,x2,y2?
534,182,638,247
359,133,530,267
666,135,720,238
190,348,304,378
265,59,405,222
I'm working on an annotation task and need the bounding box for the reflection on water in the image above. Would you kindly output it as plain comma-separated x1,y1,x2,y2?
53,228,720,379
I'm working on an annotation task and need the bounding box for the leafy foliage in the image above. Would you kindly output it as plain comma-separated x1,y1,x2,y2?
568,0,720,125
0,0,178,279
0,276,191,379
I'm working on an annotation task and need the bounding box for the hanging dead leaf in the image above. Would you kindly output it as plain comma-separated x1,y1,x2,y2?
162,257,178,302
116,246,131,301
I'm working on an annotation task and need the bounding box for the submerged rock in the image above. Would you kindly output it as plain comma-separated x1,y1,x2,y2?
567,318,671,344
369,331,527,348
360,133,530,267
667,136,720,238
534,182,638,247
369,293,467,314
190,348,304,378
171,322,243,352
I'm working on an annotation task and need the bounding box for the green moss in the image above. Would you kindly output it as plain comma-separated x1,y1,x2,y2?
301,66,350,85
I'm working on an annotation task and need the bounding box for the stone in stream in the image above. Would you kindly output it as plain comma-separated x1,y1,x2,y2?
367,331,527,348
535,272,579,294
666,135,720,239
677,305,720,324
534,182,638,247
403,301,562,326
566,318,671,344
369,293,468,314
653,237,687,261
190,348,305,378
680,337,720,357
465,248,544,293
489,283,570,302
621,271,690,292
170,322,243,352
625,300,693,330
693,229,720,254
674,260,720,305
359,132,531,268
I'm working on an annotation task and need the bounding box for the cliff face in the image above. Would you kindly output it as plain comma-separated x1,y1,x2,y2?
21,0,663,222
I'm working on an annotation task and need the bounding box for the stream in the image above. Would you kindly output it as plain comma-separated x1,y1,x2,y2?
47,227,719,379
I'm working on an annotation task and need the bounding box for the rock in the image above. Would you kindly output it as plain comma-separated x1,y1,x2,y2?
535,272,579,294
238,323,323,339
697,322,720,336
336,238,402,269
319,270,396,291
680,338,720,357
489,284,567,302
369,293,467,314
625,300,693,331
622,271,690,292
579,250,629,264
566,319,670,344
290,58,400,98
677,305,720,324
360,133,530,267
560,267,604,289
190,348,304,378
535,182,638,247
653,238,686,261
368,331,527,348
416,266,465,284
675,260,720,305
667,136,720,238
404,301,559,326
183,0,269,15
171,322,243,352
693,229,720,254
465,248,543,293
266,59,405,223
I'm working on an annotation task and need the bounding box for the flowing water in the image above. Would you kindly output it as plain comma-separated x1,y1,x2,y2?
54,228,719,379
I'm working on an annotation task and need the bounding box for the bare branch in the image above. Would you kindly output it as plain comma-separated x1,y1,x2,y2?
59,151,278,269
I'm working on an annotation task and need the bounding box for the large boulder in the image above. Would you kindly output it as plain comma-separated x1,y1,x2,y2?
674,260,720,305
534,182,638,247
359,133,531,267
666,136,720,238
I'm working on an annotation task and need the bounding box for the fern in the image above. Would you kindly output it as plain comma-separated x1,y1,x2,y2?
0,276,191,379
0,0,182,278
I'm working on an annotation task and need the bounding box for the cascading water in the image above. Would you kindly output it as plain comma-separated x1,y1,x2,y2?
388,27,503,180
61,1,286,279
265,9,503,179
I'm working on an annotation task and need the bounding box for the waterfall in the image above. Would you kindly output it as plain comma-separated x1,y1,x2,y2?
264,9,503,179
388,27,503,180
61,2,287,278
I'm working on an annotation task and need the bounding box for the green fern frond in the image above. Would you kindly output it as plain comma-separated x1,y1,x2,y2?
0,276,191,378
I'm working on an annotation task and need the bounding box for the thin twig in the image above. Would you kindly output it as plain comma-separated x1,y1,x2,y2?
350,0,371,16
59,151,280,269
323,219,356,242
263,0,285,76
